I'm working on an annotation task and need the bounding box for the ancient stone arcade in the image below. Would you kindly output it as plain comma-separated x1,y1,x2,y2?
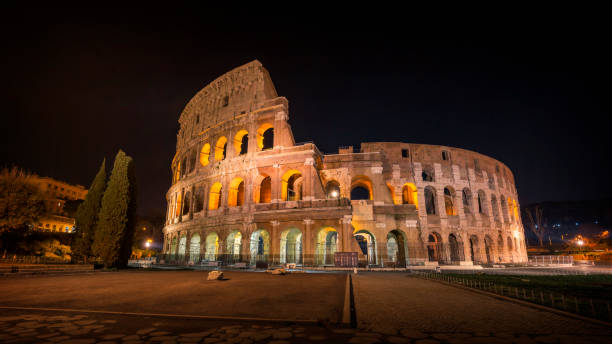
162,60,527,268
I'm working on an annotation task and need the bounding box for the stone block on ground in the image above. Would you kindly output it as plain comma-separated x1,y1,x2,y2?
207,271,224,280
266,268,286,275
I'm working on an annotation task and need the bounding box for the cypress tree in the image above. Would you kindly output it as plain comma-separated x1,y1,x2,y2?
73,159,106,260
92,150,137,268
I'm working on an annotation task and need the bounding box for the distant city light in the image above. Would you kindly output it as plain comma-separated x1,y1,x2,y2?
576,222,579,226
577,240,584,246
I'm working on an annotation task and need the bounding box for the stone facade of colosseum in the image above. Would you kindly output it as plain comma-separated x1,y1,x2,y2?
161,60,528,267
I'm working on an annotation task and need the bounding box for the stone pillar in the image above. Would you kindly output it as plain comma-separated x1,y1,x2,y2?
271,163,281,203
303,158,314,201
370,166,386,204
303,219,314,266
341,215,354,252
217,239,224,262
178,188,185,222
273,111,288,148
270,220,280,265
184,232,191,263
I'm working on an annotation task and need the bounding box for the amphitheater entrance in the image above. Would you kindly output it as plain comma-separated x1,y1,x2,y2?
189,233,200,263
387,230,407,267
469,235,479,264
448,234,463,264
484,235,494,264
169,237,177,260
250,230,270,265
225,231,242,264
427,232,443,263
280,228,302,265
354,230,377,265
178,235,187,261
315,227,337,266
204,233,219,261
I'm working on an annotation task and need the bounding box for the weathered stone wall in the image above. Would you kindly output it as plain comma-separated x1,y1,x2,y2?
162,60,528,267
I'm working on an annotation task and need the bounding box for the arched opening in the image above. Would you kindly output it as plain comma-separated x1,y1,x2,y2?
182,191,191,216
402,183,418,208
250,230,270,264
280,228,302,264
484,235,494,264
427,232,442,262
204,233,219,261
175,193,182,217
189,233,200,263
315,227,337,266
169,236,177,260
351,175,373,200
469,235,479,263
178,235,187,260
387,183,397,204
257,123,274,150
507,236,514,260
477,190,487,214
226,231,242,264
200,143,210,166
491,195,499,221
214,136,227,161
354,230,377,265
444,187,456,215
512,199,519,222
497,235,504,262
387,230,407,267
194,186,204,213
462,188,472,214
228,178,245,207
448,234,463,263
208,182,222,210
325,180,341,199
281,170,302,201
174,161,181,183
233,130,249,155
422,167,434,182
500,195,509,223
424,186,436,215
258,175,271,203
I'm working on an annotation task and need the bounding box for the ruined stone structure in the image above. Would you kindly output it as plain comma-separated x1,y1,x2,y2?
162,60,528,267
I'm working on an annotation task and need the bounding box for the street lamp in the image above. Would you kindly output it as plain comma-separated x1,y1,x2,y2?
145,239,152,248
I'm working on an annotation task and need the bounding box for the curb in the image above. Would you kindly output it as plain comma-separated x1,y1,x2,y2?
414,275,612,329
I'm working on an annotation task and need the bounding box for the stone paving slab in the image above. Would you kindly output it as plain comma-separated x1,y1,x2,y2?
353,272,612,341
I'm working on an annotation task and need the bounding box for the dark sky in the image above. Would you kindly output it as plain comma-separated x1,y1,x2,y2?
1,7,610,216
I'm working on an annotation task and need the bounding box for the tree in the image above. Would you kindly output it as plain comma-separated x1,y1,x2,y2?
92,150,137,268
524,205,547,247
0,167,46,234
72,159,106,260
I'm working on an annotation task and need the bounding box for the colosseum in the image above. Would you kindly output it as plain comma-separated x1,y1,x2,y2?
161,60,528,268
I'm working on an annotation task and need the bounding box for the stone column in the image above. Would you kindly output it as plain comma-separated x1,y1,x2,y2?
184,232,191,263
270,220,280,265
370,166,386,204
341,215,354,252
303,219,314,266
302,158,314,201
271,163,281,203
178,188,185,222
273,111,288,148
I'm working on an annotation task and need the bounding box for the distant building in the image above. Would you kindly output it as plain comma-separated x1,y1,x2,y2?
31,176,87,232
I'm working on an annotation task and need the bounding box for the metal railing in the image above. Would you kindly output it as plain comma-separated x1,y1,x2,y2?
528,255,574,265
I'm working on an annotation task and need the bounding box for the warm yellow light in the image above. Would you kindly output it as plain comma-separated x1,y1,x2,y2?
577,240,584,246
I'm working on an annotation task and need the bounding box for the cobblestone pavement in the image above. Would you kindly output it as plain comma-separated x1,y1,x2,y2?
353,273,612,343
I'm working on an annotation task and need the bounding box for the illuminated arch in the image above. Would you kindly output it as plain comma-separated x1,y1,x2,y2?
387,229,408,267
189,233,200,262
233,130,249,155
204,232,219,261
178,234,187,259
354,229,377,265
200,143,210,166
208,182,223,210
214,136,228,161
443,186,456,216
350,175,373,200
424,186,437,215
281,169,302,201
228,177,245,207
315,227,337,266
253,174,271,203
257,123,274,150
402,183,418,208
280,228,302,264
174,193,182,217
226,230,242,263
325,180,341,199
250,229,270,264
427,232,443,262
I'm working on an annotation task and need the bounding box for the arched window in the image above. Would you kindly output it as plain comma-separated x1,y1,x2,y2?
282,170,302,201
194,186,204,213
175,193,182,217
422,167,434,182
500,196,509,223
228,178,245,207
233,130,249,155
257,123,274,150
351,175,373,200
402,183,418,208
182,191,191,215
215,137,227,161
424,187,436,215
325,180,340,199
444,187,456,215
200,143,210,166
477,190,486,214
259,176,271,203
462,189,472,214
208,182,222,210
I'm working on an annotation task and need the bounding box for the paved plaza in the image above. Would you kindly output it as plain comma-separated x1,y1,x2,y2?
1,270,611,343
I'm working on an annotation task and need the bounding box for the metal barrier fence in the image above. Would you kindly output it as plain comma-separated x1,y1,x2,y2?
528,255,574,265
412,270,612,323
0,256,72,265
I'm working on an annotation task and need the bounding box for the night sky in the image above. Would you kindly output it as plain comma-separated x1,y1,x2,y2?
1,7,610,217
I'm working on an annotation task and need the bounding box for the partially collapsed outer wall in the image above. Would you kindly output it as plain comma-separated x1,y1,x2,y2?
162,60,528,267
